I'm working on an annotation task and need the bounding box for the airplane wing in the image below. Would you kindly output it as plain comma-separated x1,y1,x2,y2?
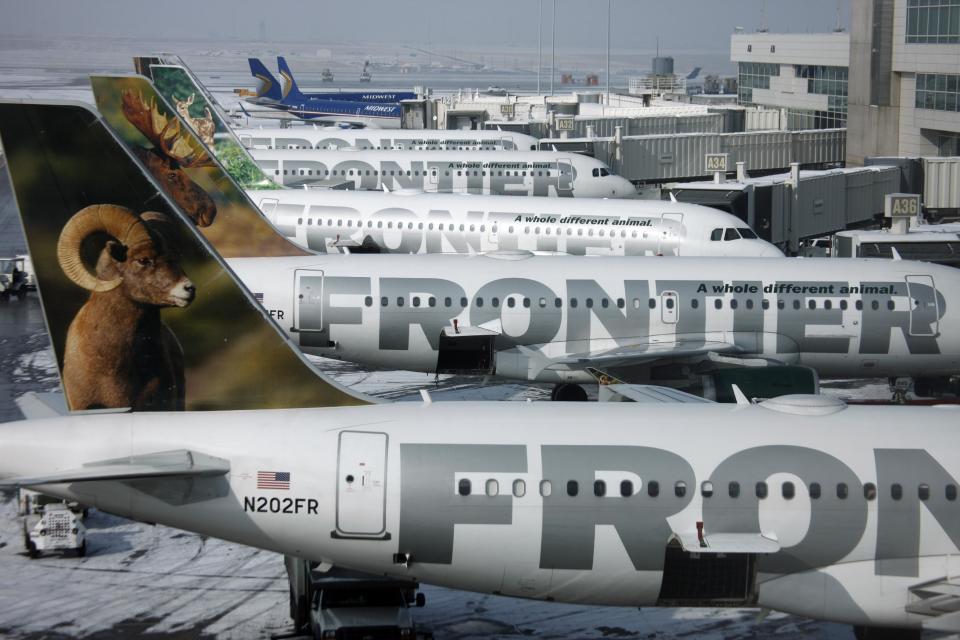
0,450,229,487
543,339,745,373
908,577,960,632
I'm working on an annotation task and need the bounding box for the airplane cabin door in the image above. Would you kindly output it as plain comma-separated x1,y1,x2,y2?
336,431,388,538
906,275,940,336
258,197,280,222
659,213,684,256
661,291,679,324
293,269,324,339
557,158,574,194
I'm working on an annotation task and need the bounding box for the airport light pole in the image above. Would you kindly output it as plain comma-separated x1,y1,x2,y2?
606,0,611,105
550,0,556,96
538,0,542,94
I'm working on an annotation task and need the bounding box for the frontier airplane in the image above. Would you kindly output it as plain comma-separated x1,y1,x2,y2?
79,78,960,400
236,126,540,151
251,148,637,197
1,101,959,640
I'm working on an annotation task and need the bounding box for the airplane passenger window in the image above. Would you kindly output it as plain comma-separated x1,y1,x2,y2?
444,297,452,307
824,300,832,310
724,228,740,241
428,223,434,230
948,484,958,501
620,480,634,497
428,297,436,308
438,224,444,231
633,299,641,309
648,481,660,497
507,298,516,308
738,228,758,239
418,223,424,230
701,481,714,498
782,482,795,499
486,479,499,497
364,296,373,307
381,297,388,307
523,298,531,308
567,481,579,497
588,229,594,237
412,297,420,307
307,219,313,226
567,229,573,236
746,299,754,309
793,300,801,310
674,481,686,498
808,300,816,310
887,300,895,311
470,225,475,232
666,298,675,309
809,483,821,499
756,482,768,499
513,480,526,498
919,484,930,501
617,298,625,309
891,484,903,501
691,299,699,309
714,299,722,310
524,227,530,234
540,480,552,497
539,298,547,308
601,299,609,309
387,222,393,229
396,297,404,307
570,298,578,308
377,221,383,229
594,480,606,497
649,298,656,309
837,483,849,499
458,479,471,496
871,301,880,310
729,299,737,309
762,299,770,310
509,226,515,234
460,297,468,307
864,483,877,501
476,297,484,307
297,218,303,225
492,297,499,308
586,298,594,308
460,225,465,232
728,481,740,498
555,298,563,308
778,300,785,310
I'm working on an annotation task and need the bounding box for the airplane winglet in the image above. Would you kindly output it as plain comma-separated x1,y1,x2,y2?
731,384,751,406
669,192,678,203
890,246,903,261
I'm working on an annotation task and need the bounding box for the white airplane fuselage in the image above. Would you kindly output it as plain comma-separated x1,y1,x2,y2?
237,128,540,151
247,189,783,257
251,149,636,198
227,254,960,382
3,400,960,630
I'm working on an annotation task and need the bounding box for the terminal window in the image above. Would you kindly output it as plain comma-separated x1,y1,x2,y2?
916,74,960,112
907,0,960,44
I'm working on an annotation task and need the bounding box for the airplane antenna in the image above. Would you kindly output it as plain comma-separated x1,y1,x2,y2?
731,384,751,405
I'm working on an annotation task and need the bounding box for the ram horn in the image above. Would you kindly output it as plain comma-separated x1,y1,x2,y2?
57,204,146,292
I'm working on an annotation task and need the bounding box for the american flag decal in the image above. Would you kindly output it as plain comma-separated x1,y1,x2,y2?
257,471,290,490
253,292,264,303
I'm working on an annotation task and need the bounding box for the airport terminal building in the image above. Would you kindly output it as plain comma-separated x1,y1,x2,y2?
730,31,850,130
848,0,960,163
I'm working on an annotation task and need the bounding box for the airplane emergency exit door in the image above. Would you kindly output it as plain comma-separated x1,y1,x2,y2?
335,431,388,538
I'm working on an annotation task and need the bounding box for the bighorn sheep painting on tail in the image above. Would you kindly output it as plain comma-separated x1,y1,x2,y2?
57,204,196,411
121,89,218,227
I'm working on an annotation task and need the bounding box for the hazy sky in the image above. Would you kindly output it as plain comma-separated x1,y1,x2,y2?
0,0,851,53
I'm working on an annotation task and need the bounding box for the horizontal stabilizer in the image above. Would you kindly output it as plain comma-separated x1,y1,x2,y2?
1,449,229,487
15,392,70,420
672,532,780,555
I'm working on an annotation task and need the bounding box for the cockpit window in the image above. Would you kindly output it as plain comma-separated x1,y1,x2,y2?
738,227,758,239
600,167,610,177
592,168,600,177
723,228,741,241
592,167,611,178
710,229,723,241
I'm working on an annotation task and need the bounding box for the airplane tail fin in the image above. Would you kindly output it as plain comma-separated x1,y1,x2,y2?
248,57,283,101
0,98,371,412
90,74,307,259
276,56,303,102
686,66,702,80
